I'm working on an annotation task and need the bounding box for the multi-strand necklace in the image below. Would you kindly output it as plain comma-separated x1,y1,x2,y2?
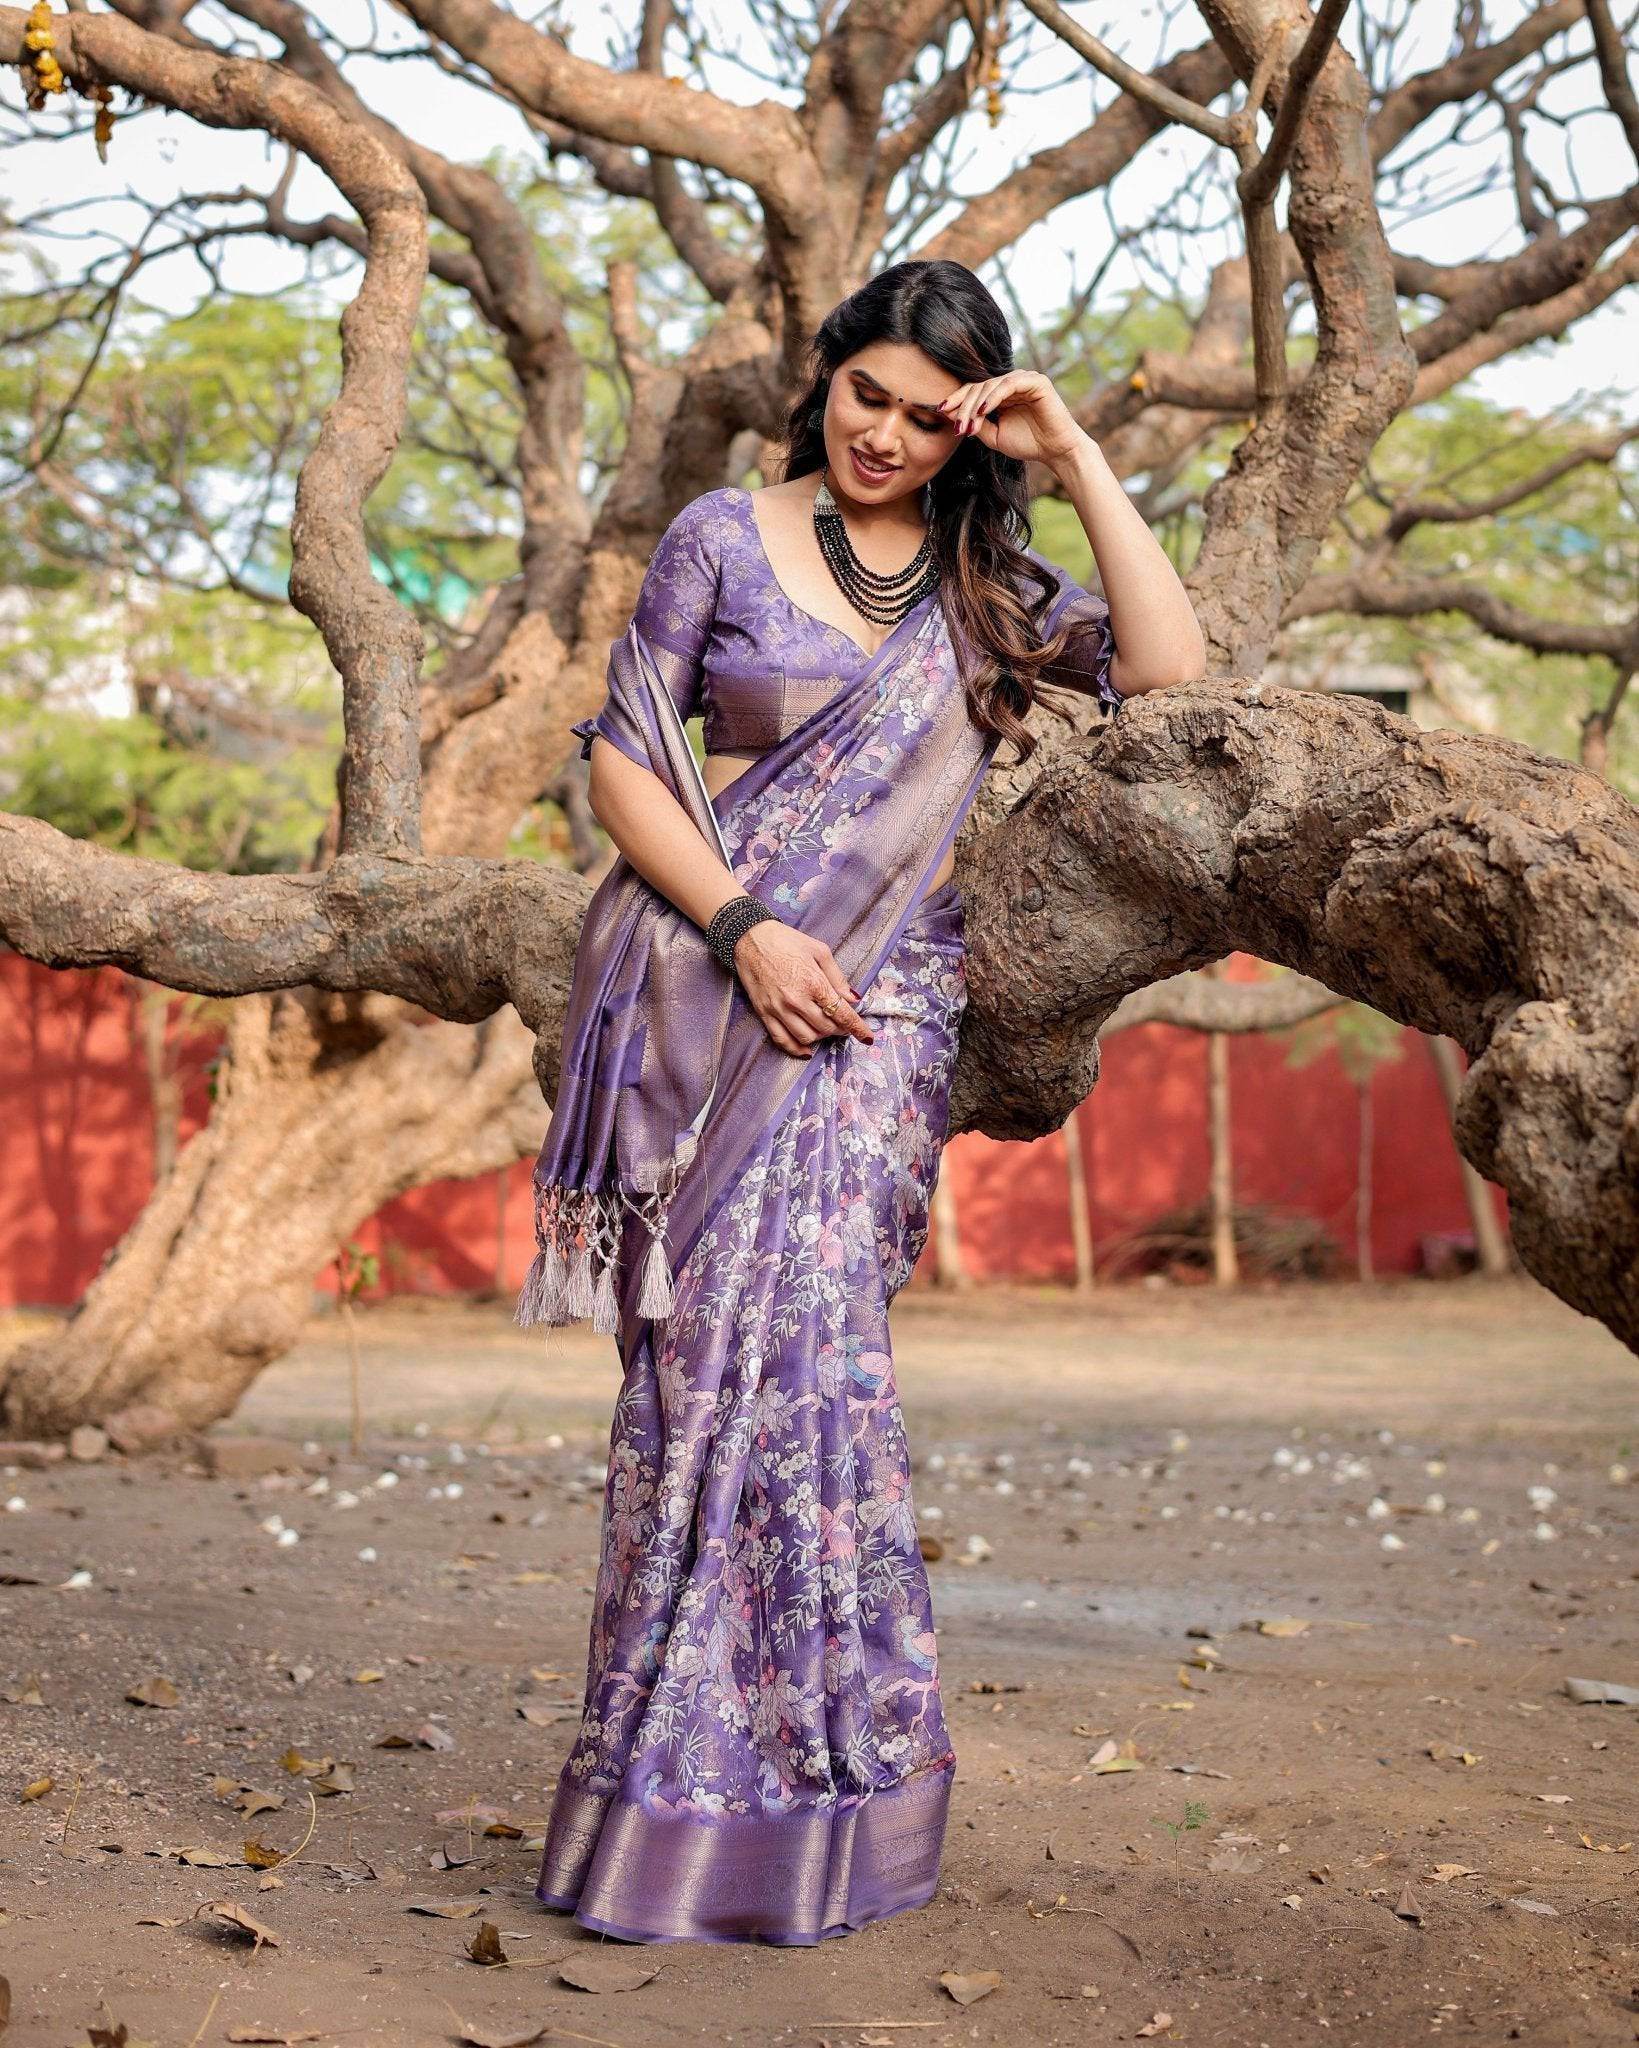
812,469,941,626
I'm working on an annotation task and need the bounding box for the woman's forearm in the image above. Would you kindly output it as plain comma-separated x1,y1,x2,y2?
585,737,748,930
1050,438,1207,694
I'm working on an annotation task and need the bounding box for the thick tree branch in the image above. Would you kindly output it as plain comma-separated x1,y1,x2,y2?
1104,968,1344,1034
1286,571,1639,663
956,679,1639,1351
1373,423,1639,537
1584,0,1639,168
1367,0,1582,163
2,3,431,857
921,37,1238,274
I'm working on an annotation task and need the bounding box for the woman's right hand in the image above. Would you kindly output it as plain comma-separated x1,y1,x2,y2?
731,920,874,1057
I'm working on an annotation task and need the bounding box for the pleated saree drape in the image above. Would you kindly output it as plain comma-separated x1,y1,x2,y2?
516,488,1116,1944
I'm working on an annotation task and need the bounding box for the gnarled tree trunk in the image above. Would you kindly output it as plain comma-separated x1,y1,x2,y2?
0,993,542,1443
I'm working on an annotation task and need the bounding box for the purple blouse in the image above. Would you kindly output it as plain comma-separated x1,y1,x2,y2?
572,483,1122,769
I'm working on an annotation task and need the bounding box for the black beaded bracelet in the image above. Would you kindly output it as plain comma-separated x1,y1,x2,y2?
705,893,777,973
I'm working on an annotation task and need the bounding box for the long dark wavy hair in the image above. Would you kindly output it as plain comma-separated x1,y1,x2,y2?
775,258,1084,762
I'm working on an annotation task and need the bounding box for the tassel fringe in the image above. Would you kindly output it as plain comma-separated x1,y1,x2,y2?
513,1173,680,1333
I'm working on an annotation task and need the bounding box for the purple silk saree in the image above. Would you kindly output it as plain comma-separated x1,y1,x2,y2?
520,486,1119,1945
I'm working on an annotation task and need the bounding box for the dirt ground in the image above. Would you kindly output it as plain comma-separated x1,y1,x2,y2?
0,1274,1635,2048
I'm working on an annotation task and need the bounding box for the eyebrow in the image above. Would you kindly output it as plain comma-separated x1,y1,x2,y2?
851,369,946,415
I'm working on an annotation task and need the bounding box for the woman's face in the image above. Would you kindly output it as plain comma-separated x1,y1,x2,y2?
819,341,964,509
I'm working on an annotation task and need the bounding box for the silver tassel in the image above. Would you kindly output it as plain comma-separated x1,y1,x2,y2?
591,1256,620,1333
515,1187,569,1328
517,1177,680,1332
565,1235,597,1317
636,1227,675,1319
513,1245,553,1327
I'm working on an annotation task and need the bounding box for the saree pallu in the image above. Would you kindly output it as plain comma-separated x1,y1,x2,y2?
531,594,1000,1944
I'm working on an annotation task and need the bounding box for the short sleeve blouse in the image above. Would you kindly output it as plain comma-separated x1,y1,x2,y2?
571,485,1123,765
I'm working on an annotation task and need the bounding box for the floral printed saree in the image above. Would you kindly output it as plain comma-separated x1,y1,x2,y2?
521,487,1119,1945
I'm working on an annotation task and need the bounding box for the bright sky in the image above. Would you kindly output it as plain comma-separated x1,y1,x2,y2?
5,1,1635,416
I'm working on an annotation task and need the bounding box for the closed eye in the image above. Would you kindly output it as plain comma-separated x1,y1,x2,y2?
857,394,949,434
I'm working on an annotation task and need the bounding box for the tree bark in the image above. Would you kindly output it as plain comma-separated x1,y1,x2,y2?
952,680,1639,1353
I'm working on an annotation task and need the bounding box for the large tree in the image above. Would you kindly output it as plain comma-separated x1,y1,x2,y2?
1,0,1636,1443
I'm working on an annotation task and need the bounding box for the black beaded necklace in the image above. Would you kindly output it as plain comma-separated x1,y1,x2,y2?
812,468,941,626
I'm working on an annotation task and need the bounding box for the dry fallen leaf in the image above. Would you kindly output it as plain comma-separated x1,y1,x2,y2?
1135,2015,1174,2038
124,1677,181,1710
449,2019,552,2048
225,2030,323,2044
1425,1863,1480,1883
1393,1884,1424,1923
939,1970,1002,2007
195,1899,282,1950
1252,1618,1310,1638
405,1898,488,1919
557,1952,660,1993
20,1777,54,1803
2,1676,45,1707
1577,1833,1632,1854
1563,1677,1639,1706
212,1778,286,1819
467,1920,508,1967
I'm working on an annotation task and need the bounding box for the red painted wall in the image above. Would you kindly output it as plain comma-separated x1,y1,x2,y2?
0,950,1504,1308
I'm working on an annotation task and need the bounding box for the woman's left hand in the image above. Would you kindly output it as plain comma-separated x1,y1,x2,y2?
936,371,1088,473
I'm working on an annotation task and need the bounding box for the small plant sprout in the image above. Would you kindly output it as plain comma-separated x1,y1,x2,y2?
1151,1798,1209,1894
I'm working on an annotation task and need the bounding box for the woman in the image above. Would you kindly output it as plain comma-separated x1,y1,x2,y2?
518,258,1204,1946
